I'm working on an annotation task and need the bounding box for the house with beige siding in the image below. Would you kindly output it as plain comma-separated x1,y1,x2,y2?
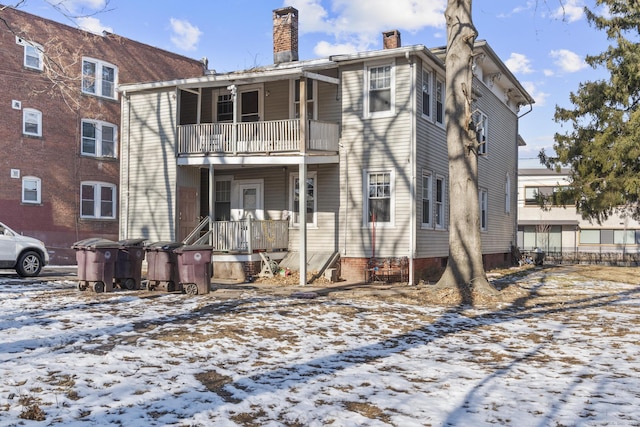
118,7,533,285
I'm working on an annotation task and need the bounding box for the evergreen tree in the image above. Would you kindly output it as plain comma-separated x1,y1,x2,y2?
541,0,640,223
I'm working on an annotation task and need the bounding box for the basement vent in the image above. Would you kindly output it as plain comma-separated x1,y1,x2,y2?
10,169,20,179
12,100,21,110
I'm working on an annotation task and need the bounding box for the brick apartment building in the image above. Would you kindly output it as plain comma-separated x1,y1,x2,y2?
0,6,205,264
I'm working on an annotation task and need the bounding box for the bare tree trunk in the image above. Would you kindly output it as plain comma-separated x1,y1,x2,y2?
435,0,497,300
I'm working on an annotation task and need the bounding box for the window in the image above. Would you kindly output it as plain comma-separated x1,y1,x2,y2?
290,172,317,226
435,77,445,125
81,182,116,219
473,110,488,155
22,176,41,204
293,79,316,119
82,58,117,99
216,94,233,122
505,174,511,214
524,186,572,206
366,63,394,116
614,230,635,245
16,37,43,71
435,176,445,229
365,170,394,226
479,188,488,231
81,120,117,158
23,108,42,137
580,230,600,245
421,69,431,118
215,180,231,221
422,172,432,227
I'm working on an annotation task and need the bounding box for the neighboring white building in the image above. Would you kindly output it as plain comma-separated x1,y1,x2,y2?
518,168,640,263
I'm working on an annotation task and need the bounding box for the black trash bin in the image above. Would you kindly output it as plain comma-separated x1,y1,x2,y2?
174,245,213,295
114,238,146,290
533,248,545,265
72,238,119,293
145,241,183,292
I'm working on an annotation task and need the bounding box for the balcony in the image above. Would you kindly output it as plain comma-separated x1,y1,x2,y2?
177,119,339,157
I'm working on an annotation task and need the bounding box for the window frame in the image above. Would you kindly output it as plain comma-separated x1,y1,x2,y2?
80,181,117,219
291,78,317,120
505,173,511,214
474,110,488,155
81,119,118,158
435,175,445,229
23,108,42,137
421,68,432,119
479,188,488,231
289,171,318,228
363,169,395,228
22,176,41,204
421,171,432,228
214,178,232,221
82,57,118,100
364,61,395,118
16,36,43,71
435,76,445,126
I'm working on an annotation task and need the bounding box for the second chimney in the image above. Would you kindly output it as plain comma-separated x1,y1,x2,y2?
273,7,299,64
383,30,401,49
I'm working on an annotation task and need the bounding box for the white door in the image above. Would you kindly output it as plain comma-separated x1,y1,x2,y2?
231,181,264,221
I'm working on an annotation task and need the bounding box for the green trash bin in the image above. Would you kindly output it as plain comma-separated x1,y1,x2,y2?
174,245,213,295
72,238,118,293
114,238,146,290
145,241,183,292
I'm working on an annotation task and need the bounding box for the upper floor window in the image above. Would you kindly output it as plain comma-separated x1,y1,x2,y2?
16,37,43,71
82,58,117,99
435,175,445,229
435,77,445,125
81,181,116,219
22,176,41,204
366,63,394,117
422,172,432,227
81,120,117,158
524,186,574,207
23,108,42,137
505,173,511,214
473,110,488,155
293,79,316,119
479,188,488,231
216,94,233,123
365,170,394,226
421,69,431,118
290,172,317,227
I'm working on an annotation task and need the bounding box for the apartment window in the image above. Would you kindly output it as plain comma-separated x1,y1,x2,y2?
81,120,117,158
290,172,317,226
435,77,445,125
293,79,316,119
23,108,42,137
479,188,488,231
366,63,394,116
22,176,41,204
216,94,233,122
421,69,431,118
614,230,635,245
422,173,432,227
365,170,394,225
82,58,117,99
435,176,445,229
505,174,511,214
81,182,116,219
16,37,43,71
473,110,488,155
215,180,231,221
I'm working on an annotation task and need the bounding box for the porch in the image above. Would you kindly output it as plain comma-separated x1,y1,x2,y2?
185,217,289,253
177,119,340,157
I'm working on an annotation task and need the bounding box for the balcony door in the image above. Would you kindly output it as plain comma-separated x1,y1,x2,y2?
239,86,262,122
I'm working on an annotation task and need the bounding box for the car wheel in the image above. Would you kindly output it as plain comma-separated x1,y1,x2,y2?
16,251,43,277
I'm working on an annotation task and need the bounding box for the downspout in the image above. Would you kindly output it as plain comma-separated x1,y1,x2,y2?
124,90,131,239
406,51,416,285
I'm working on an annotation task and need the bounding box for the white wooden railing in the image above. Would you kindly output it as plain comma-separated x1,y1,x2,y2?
187,217,289,253
177,119,339,155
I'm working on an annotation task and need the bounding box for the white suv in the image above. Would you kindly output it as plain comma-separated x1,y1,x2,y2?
0,221,49,277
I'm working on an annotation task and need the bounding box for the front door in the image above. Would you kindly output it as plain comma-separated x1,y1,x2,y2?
178,187,199,241
232,181,263,220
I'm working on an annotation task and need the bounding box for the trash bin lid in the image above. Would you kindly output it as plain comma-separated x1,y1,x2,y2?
72,238,118,249
146,241,184,251
117,238,146,247
173,244,213,253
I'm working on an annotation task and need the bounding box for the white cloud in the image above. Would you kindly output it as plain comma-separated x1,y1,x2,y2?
550,49,587,73
169,18,202,52
522,81,548,107
62,0,108,10
543,69,554,77
551,0,584,22
313,40,358,57
286,0,446,52
505,53,533,74
77,16,112,34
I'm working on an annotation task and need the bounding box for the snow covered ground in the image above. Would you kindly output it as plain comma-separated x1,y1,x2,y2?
0,266,639,426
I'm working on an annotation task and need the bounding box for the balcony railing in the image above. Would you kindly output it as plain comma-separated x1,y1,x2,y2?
187,217,289,253
177,119,339,156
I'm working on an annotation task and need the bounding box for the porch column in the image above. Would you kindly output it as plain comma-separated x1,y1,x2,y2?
209,165,215,246
299,161,307,286
299,77,307,154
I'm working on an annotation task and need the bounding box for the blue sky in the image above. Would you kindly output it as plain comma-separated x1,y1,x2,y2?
17,0,611,165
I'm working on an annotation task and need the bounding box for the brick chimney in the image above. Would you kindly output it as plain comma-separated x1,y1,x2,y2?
273,7,299,64
383,30,401,49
